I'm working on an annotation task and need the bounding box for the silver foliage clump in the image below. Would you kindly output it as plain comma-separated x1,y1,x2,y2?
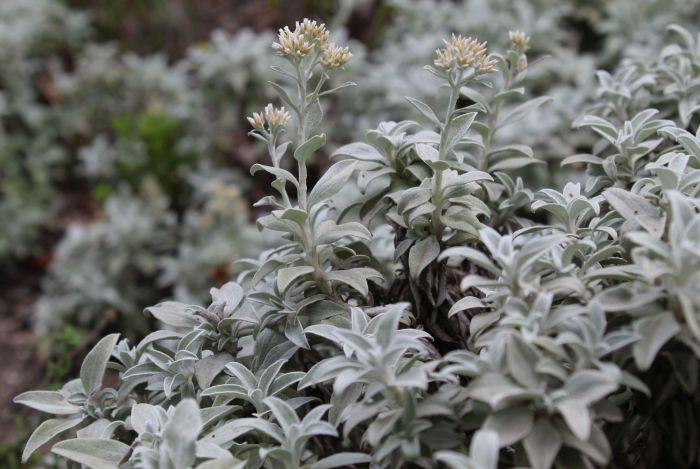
35,173,266,338
14,16,700,469
0,0,88,268
34,192,177,337
13,12,280,334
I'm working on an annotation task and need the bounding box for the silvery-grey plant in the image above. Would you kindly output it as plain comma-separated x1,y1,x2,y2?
34,191,178,337
35,174,265,338
0,0,88,270
14,17,700,469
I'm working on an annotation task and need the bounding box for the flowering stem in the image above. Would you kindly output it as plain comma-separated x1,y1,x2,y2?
481,104,500,172
444,80,461,129
295,61,308,144
294,60,310,210
265,132,292,208
432,82,461,238
482,59,514,171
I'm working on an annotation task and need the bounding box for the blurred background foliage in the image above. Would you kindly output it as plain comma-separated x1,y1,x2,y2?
1,0,700,465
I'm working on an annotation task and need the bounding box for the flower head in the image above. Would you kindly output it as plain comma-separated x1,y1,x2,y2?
475,53,498,75
434,34,497,75
272,26,312,57
296,19,329,48
321,43,352,69
509,30,530,51
247,111,265,130
247,104,289,130
272,18,330,57
264,104,290,128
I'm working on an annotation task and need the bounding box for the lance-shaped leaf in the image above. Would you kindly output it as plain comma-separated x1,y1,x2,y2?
146,302,200,329
562,370,618,404
332,142,384,162
52,438,130,469
409,236,440,279
310,452,373,469
195,353,235,389
285,316,310,349
440,246,499,275
14,391,82,415
277,266,315,292
263,396,300,434
316,221,371,245
483,406,534,447
308,160,358,208
556,398,591,441
603,188,664,237
469,430,500,469
406,96,441,126
22,416,84,462
80,334,120,395
448,296,484,317
523,419,562,469
251,164,300,189
633,312,681,370
442,112,477,153
326,268,382,296
295,134,326,164
201,418,284,445
163,399,202,469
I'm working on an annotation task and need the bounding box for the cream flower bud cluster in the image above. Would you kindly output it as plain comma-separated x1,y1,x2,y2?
272,18,352,69
434,34,498,75
509,30,530,51
272,18,330,57
296,19,329,48
321,43,352,69
247,104,290,130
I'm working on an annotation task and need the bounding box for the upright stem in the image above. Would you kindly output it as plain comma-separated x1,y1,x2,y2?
294,60,310,210
432,82,461,237
298,162,308,210
267,135,292,207
437,82,461,161
444,83,461,129
481,64,513,171
295,61,309,144
291,52,325,211
481,100,501,171
293,58,335,294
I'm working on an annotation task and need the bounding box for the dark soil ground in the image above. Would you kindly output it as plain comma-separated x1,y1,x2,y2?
0,265,45,445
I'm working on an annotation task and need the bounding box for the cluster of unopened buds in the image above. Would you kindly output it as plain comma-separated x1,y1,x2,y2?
434,34,497,75
321,43,353,69
273,18,352,69
509,30,530,51
273,19,327,56
247,103,290,131
508,30,530,74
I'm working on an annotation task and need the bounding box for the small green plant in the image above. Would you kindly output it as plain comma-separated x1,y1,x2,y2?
45,326,82,384
107,112,198,209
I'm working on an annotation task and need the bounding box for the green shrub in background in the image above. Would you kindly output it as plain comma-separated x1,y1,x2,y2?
14,18,700,469
106,112,198,207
